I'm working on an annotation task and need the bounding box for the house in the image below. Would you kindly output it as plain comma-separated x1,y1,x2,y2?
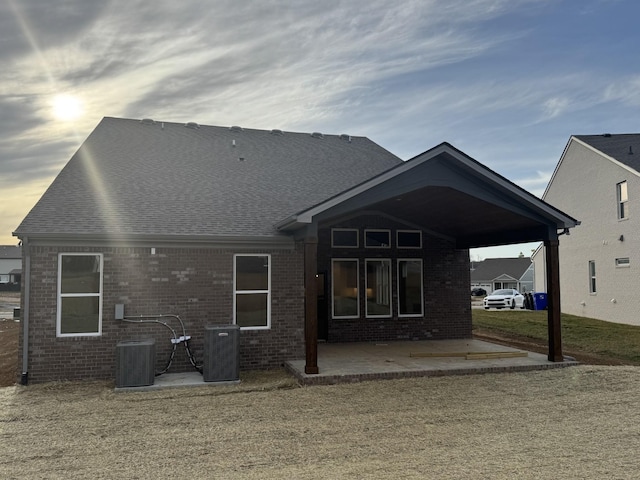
13,117,578,384
535,133,640,326
0,245,21,289
470,257,534,293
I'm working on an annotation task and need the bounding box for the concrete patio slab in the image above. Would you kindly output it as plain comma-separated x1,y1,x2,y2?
285,339,578,385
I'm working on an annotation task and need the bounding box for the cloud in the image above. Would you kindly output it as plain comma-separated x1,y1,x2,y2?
0,0,632,244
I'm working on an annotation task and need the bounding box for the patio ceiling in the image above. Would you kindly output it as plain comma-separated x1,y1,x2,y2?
280,143,578,248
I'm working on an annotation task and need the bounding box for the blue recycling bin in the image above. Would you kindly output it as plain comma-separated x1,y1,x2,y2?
533,292,548,310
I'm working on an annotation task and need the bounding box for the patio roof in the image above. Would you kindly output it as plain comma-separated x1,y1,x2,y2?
278,142,578,248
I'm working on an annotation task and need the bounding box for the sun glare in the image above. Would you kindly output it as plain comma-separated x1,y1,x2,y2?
52,94,84,121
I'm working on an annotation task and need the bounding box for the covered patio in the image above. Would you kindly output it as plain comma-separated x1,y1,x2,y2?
278,143,579,376
285,339,579,386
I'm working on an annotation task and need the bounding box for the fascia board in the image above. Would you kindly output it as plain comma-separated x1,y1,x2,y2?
16,233,295,250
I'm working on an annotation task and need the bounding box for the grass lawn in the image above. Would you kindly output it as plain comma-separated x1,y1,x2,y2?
472,309,640,365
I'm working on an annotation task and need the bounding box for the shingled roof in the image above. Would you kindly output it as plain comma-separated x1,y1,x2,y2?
575,134,640,173
0,245,21,259
14,117,402,239
470,257,532,282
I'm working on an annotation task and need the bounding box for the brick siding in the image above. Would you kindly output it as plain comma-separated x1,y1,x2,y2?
318,215,472,343
20,244,305,383
20,215,471,384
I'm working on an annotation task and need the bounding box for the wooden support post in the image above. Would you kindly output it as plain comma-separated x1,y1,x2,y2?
545,239,563,362
304,235,319,374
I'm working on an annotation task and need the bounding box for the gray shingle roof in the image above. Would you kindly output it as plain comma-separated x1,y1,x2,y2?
15,117,402,238
0,245,21,259
470,257,531,282
575,134,640,173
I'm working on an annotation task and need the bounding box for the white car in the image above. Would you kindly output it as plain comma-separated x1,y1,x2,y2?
483,289,525,310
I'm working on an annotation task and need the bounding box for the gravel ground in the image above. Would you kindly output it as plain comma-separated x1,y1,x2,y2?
2,366,640,479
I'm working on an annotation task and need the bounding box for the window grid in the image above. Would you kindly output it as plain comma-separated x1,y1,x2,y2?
233,254,271,330
57,253,103,337
588,260,597,294
397,259,424,317
365,259,392,318
617,181,628,220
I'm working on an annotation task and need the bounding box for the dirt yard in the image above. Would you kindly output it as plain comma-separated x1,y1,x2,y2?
2,366,640,478
2,299,640,478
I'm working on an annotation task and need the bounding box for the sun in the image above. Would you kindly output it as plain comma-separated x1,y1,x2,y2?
51,94,84,121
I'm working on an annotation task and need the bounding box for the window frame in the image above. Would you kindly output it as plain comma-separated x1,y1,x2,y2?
233,254,271,330
331,258,360,319
397,258,424,317
397,230,422,249
364,229,391,249
331,228,359,248
57,253,103,337
617,181,629,220
588,260,597,294
365,258,392,318
615,257,630,268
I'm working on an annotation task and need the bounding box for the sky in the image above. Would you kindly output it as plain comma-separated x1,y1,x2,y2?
2,0,640,259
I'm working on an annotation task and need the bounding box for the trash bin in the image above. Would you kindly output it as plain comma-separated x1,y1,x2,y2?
533,292,548,310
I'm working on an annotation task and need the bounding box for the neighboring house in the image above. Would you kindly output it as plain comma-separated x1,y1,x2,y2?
13,117,578,384
470,257,534,293
0,245,21,286
536,133,640,326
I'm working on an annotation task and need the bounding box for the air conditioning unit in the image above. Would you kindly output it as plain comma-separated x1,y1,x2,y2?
204,325,240,382
115,339,156,388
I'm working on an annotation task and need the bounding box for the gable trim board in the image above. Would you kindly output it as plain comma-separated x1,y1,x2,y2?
13,117,578,384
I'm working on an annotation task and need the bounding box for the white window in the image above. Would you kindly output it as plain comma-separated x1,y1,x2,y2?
57,253,103,337
365,259,391,318
364,229,391,248
397,230,422,248
617,181,628,220
588,260,597,294
332,229,358,248
332,259,359,318
234,254,271,329
615,257,630,268
398,259,423,317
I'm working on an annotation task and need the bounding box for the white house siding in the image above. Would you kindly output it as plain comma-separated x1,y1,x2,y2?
532,248,546,293
544,139,640,325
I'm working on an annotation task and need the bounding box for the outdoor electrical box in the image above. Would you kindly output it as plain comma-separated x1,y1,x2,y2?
204,325,240,382
115,339,156,388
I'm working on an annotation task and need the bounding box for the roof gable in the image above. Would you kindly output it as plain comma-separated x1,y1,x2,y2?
470,257,532,282
544,134,640,200
575,134,640,174
14,117,402,239
279,142,578,247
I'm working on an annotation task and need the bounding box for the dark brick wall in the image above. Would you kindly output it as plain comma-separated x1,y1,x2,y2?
19,216,471,384
318,215,471,342
20,244,305,383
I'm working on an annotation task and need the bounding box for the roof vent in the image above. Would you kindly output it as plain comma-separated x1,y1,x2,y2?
229,126,243,133
140,118,156,125
185,122,200,129
339,134,352,142
629,146,634,155
270,129,284,136
310,132,324,139
603,133,612,137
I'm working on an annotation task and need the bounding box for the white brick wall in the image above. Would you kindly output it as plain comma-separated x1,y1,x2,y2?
543,138,640,325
